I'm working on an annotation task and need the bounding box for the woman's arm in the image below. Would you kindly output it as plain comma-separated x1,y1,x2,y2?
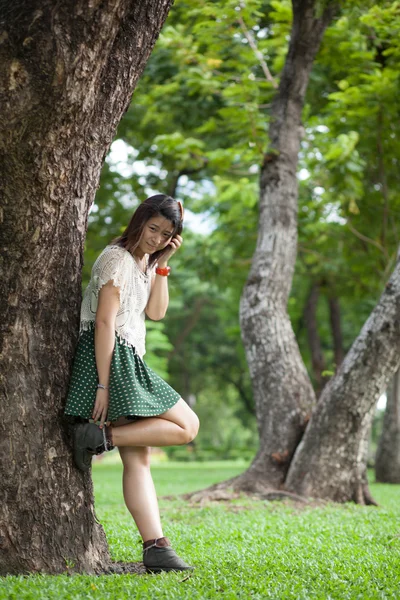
145,260,169,321
145,234,183,320
92,280,120,428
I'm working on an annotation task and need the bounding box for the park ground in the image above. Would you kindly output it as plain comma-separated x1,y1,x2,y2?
2,455,400,599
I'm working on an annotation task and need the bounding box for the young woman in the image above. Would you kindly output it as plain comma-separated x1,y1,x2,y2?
64,194,200,573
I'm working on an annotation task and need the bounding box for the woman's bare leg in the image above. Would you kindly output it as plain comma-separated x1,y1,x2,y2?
118,444,163,541
110,398,199,448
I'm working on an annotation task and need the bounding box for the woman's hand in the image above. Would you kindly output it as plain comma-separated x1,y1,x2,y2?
158,234,183,266
92,388,109,429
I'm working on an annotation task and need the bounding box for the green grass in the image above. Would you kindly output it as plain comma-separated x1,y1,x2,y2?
2,459,400,599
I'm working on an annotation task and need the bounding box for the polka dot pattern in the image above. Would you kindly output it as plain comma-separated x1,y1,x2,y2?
64,328,181,421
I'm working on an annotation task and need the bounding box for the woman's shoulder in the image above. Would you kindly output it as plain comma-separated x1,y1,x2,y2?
92,244,133,273
98,244,132,262
103,243,130,255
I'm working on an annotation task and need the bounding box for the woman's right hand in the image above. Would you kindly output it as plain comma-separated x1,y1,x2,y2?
92,388,109,429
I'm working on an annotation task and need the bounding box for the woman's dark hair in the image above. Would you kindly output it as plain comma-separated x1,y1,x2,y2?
111,194,183,269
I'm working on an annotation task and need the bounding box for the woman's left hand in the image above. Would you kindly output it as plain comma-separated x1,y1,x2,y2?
159,234,183,265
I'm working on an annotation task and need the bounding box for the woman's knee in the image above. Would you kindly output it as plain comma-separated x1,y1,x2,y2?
180,412,200,445
119,445,151,468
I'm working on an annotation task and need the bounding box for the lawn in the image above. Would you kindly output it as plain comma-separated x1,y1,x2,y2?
2,457,400,599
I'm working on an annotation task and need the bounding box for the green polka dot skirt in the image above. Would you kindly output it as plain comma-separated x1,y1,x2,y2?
64,326,181,422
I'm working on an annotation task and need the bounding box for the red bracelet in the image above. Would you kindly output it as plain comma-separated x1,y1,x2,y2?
155,266,171,276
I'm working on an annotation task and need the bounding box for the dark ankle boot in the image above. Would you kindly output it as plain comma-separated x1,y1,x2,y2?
73,423,114,471
143,537,195,573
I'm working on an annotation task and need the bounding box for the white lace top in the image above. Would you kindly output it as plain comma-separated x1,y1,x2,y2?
80,245,157,358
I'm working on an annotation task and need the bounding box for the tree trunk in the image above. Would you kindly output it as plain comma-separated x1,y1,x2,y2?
285,251,400,503
167,298,208,359
328,296,344,369
0,0,173,575
375,368,400,483
237,0,338,490
304,282,327,395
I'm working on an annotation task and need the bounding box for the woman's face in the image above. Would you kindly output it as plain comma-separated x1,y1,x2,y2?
140,215,174,254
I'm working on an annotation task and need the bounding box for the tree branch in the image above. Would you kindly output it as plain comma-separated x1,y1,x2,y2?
236,15,278,88
167,298,207,360
346,219,388,259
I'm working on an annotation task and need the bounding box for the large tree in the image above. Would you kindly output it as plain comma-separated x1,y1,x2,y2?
0,0,173,576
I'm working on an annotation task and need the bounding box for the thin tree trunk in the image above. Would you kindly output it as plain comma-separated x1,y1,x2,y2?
0,0,173,575
375,368,400,483
328,296,344,369
285,251,400,503
304,282,327,395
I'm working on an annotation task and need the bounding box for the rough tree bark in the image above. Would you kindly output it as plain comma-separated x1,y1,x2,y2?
286,251,400,502
0,0,173,575
375,368,400,483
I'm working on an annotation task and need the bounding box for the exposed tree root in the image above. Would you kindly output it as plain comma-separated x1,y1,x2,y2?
358,483,378,506
175,474,378,507
181,487,308,506
363,486,378,506
177,473,308,506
